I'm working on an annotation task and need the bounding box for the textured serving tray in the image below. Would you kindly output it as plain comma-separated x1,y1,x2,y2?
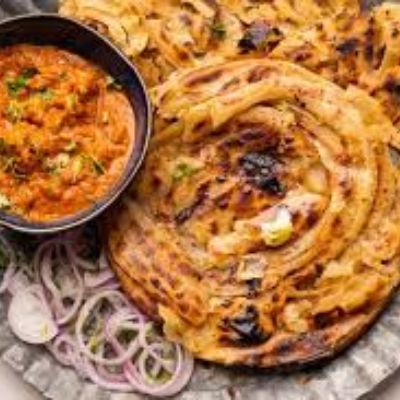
0,0,399,399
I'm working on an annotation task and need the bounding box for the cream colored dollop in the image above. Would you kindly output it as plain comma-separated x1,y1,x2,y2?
260,206,293,247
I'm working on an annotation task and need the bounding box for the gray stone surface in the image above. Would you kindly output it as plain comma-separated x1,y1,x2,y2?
2,344,34,373
44,367,83,400
109,393,146,400
0,0,400,399
78,384,110,400
0,320,18,352
23,357,54,392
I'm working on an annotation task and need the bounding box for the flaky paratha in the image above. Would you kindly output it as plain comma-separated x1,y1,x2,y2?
268,3,400,149
59,0,360,86
106,59,400,368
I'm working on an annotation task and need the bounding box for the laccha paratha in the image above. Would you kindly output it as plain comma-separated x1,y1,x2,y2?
59,0,360,86
269,2,400,149
60,0,400,152
105,59,400,368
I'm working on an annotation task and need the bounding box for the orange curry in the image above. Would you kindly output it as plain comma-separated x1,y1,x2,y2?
0,44,135,221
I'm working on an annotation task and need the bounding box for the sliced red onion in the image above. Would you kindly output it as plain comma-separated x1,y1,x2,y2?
83,358,134,392
97,362,128,383
7,269,30,295
97,280,120,291
48,334,88,378
98,249,109,270
2,228,195,397
84,269,115,289
108,315,193,397
75,290,141,366
104,311,145,362
70,251,99,271
33,239,57,275
47,332,76,366
8,284,58,344
123,343,194,397
141,342,175,375
138,323,176,371
38,240,84,325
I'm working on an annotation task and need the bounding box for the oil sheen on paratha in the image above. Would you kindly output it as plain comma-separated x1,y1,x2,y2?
59,0,360,86
105,60,400,368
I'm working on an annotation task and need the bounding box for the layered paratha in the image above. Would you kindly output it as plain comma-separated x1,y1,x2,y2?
268,2,400,148
106,60,400,368
60,0,360,86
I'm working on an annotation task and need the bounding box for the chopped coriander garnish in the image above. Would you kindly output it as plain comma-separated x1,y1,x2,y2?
211,22,226,40
106,76,122,91
87,155,105,175
7,76,28,97
6,67,39,97
172,162,201,181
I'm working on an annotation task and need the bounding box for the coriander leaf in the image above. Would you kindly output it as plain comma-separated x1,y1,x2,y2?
7,76,28,97
172,162,200,181
6,67,39,97
87,154,105,175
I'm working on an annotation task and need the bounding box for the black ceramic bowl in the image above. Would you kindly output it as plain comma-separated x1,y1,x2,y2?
0,13,152,234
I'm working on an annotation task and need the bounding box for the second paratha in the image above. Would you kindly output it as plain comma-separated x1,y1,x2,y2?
60,0,360,86
106,59,400,368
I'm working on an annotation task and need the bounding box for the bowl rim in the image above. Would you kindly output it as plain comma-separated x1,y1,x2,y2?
0,12,152,234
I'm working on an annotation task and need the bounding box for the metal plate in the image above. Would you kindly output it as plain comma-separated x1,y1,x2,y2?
0,1,399,399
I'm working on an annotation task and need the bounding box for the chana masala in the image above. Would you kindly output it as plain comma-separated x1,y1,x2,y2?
0,44,135,221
